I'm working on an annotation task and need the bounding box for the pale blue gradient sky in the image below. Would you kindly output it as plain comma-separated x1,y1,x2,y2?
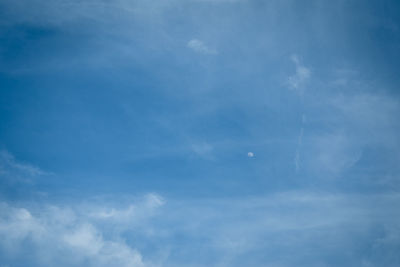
1,0,400,266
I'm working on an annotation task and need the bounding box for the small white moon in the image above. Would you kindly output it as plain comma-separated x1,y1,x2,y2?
247,152,254,157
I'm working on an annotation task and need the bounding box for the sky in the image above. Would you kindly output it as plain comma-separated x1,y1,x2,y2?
1,0,400,266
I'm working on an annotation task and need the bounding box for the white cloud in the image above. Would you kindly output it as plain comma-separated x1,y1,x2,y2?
62,223,145,267
89,193,165,224
0,195,165,267
145,193,165,208
287,54,311,93
88,194,164,225
187,39,217,55
247,152,254,157
63,223,103,255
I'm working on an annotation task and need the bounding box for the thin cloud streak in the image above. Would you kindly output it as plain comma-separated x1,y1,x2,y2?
287,54,311,94
187,39,218,55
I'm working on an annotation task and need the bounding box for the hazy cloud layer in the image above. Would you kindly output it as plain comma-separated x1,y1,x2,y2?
1,191,399,266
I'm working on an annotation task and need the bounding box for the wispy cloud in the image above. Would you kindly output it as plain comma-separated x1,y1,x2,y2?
0,150,50,194
89,193,165,223
154,191,400,266
287,54,311,94
332,93,400,140
311,131,363,174
304,91,400,177
294,126,304,172
0,150,46,177
187,39,218,55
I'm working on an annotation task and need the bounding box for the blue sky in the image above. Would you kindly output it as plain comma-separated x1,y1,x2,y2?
1,0,400,266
